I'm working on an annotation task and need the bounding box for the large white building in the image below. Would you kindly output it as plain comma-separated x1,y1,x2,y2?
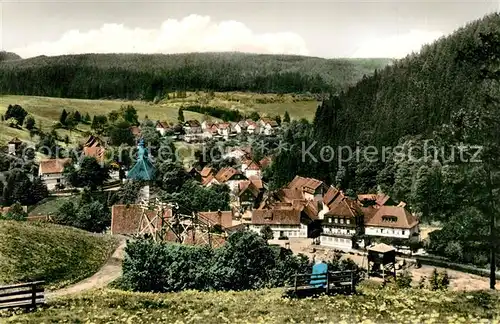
364,206,420,240
249,208,307,239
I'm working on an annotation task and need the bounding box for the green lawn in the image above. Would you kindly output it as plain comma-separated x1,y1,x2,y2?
4,282,500,323
0,92,319,145
28,197,72,216
0,221,118,290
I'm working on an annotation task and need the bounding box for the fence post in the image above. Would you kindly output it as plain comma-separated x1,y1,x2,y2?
31,283,36,309
350,271,354,294
326,272,329,294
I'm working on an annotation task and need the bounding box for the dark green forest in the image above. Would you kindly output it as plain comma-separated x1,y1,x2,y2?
0,52,390,100
0,51,21,62
265,13,500,267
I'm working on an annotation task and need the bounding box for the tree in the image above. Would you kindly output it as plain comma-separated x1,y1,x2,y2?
25,115,35,130
178,108,185,123
111,180,143,205
65,112,78,134
30,177,49,204
75,201,110,232
156,161,189,193
283,111,291,123
260,225,274,241
248,111,260,121
5,117,19,128
109,120,135,146
91,115,108,135
275,115,282,126
3,202,27,221
5,104,28,126
59,109,68,125
73,111,81,123
83,112,91,124
120,105,139,126
64,157,109,190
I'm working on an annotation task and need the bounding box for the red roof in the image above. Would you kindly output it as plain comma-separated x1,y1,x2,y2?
215,167,243,183
184,120,201,128
238,181,260,198
111,204,172,235
251,209,301,225
39,158,72,174
130,126,141,137
83,146,106,162
287,176,324,192
326,196,363,219
198,211,233,229
259,156,272,169
323,186,340,205
365,206,419,229
200,166,214,178
246,161,261,171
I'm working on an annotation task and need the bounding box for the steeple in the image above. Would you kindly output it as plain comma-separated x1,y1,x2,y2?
127,139,155,181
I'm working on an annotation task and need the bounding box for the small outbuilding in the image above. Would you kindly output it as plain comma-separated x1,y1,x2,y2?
367,243,396,279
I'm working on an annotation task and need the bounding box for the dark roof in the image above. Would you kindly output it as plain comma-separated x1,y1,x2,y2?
287,176,324,192
215,167,243,183
184,120,201,127
8,137,22,144
239,181,260,198
127,141,155,181
323,186,340,205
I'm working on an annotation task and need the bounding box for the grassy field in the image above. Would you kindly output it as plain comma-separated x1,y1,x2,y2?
4,282,500,323
0,221,118,290
0,92,318,145
28,197,72,216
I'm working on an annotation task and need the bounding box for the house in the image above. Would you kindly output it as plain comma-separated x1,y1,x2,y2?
198,210,234,229
234,121,248,134
364,206,420,240
187,167,202,182
320,193,364,250
201,174,220,187
83,146,106,163
358,193,397,207
202,125,219,140
39,158,72,190
259,118,279,136
224,148,248,161
201,120,216,131
130,126,142,138
217,122,231,139
287,176,328,201
183,120,202,134
214,167,247,191
155,121,173,136
242,160,262,179
245,120,260,135
8,137,22,155
237,180,262,209
259,156,272,169
249,208,307,239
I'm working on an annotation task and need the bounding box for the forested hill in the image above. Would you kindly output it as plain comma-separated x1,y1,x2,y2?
0,51,21,62
314,13,500,147
0,52,390,100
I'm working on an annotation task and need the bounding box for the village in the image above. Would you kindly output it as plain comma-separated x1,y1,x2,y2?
5,111,421,259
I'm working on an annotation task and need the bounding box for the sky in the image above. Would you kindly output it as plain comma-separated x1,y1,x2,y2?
1,0,499,59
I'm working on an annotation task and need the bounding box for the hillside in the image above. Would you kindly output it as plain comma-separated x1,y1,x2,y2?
0,52,391,100
0,221,117,289
314,13,500,147
0,52,21,62
5,283,500,322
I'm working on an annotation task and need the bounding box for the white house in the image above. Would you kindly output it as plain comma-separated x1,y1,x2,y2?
243,161,262,179
183,120,202,134
39,158,72,191
259,118,279,136
249,208,308,239
246,120,260,135
155,121,172,136
364,206,420,240
217,123,231,139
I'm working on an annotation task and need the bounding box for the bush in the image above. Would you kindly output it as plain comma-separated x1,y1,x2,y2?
122,231,317,293
278,236,289,240
396,270,413,288
122,240,213,292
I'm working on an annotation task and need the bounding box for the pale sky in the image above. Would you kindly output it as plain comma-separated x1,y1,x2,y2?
1,0,499,59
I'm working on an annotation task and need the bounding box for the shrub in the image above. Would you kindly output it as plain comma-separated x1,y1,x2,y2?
396,270,413,288
122,231,317,293
122,240,213,292
278,236,289,240
2,203,27,221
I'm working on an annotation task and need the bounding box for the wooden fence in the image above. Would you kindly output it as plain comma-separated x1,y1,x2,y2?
0,281,45,311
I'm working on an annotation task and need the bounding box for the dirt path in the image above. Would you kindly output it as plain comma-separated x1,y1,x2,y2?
46,240,126,300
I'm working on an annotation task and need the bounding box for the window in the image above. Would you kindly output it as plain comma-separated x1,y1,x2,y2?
402,230,405,235
334,218,338,223
340,218,344,224
346,219,350,224
328,218,332,223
